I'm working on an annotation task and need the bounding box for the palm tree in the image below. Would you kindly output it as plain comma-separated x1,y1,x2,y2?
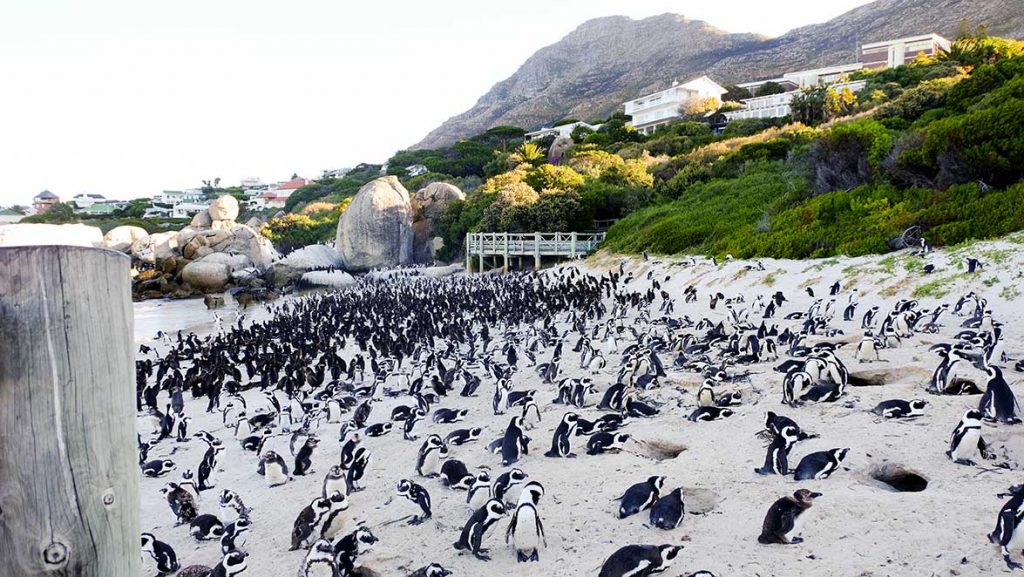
509,142,546,167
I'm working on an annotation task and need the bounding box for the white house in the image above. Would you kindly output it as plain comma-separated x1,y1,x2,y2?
623,76,728,135
738,63,864,96
143,207,172,219
862,34,951,69
171,202,209,219
525,121,604,141
250,177,309,210
724,79,868,122
72,193,106,208
154,190,205,206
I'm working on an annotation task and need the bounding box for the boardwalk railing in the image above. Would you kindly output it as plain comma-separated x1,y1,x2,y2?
465,231,606,272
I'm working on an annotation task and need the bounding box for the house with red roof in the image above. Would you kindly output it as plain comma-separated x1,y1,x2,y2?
250,177,308,210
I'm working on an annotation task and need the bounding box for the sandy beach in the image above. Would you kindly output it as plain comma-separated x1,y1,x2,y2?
138,234,1024,577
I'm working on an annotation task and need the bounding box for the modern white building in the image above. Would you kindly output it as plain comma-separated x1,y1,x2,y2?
71,193,106,208
525,121,604,141
724,79,868,122
153,190,205,206
738,63,864,96
861,34,951,69
171,202,209,219
250,177,309,210
623,76,729,135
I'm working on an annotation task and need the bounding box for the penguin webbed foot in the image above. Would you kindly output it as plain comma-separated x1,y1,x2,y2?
791,536,804,544
1004,554,1023,570
473,549,491,561
954,458,977,466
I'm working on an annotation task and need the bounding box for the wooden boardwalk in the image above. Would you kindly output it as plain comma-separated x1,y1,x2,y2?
465,232,606,272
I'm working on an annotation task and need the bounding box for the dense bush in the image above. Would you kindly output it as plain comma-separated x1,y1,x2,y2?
809,120,892,195
262,199,350,254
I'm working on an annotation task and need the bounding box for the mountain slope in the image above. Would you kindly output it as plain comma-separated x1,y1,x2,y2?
414,0,1024,149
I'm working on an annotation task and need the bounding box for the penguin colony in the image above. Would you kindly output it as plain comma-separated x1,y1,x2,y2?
135,255,1024,576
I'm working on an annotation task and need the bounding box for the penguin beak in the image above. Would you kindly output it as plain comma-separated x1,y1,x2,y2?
810,492,823,498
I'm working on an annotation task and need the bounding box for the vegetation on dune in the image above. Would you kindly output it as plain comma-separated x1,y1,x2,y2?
261,198,352,254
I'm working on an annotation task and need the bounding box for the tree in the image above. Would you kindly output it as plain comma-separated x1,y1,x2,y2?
508,142,546,167
758,81,787,96
791,87,829,125
723,85,753,102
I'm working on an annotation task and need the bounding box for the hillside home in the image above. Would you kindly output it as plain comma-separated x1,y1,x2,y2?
861,34,950,69
525,121,604,141
32,190,60,214
623,76,728,135
250,177,308,210
153,190,205,206
72,193,107,208
171,202,210,219
738,62,864,95
724,79,868,122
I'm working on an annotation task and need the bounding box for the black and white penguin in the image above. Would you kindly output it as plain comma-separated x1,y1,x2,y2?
793,448,849,481
440,459,476,489
190,513,225,541
855,332,880,362
649,487,685,530
990,484,1024,570
871,399,927,419
220,516,251,554
755,425,799,475
293,436,320,476
586,432,631,455
322,465,348,499
409,564,452,577
453,498,507,561
332,527,379,575
979,365,1022,424
239,428,272,454
453,469,486,508
257,450,290,487
545,412,580,458
599,544,683,577
142,459,176,478
416,434,449,478
758,489,821,544
320,491,351,540
947,409,995,466
618,475,665,519
506,481,547,562
177,551,248,577
197,444,225,491
688,407,734,422
397,478,433,524
445,427,482,446
161,482,198,525
290,496,334,550
141,532,180,576
365,422,393,437
782,370,813,406
297,539,336,577
500,416,530,466
404,408,427,441
492,468,527,504
433,407,469,424
345,446,371,492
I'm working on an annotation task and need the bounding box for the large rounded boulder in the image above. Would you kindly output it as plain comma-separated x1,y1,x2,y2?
411,182,464,264
103,225,149,252
208,195,239,222
181,260,232,292
335,176,414,271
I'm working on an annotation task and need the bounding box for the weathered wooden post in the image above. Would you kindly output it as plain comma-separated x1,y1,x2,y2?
0,246,139,576
502,233,509,274
570,231,578,260
533,232,541,270
465,233,473,273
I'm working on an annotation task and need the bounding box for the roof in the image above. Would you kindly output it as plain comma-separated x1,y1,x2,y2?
0,208,23,216
274,178,308,191
34,190,58,200
862,33,949,50
80,203,118,214
74,193,106,199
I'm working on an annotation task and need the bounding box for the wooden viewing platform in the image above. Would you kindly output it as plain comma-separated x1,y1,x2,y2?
465,231,606,273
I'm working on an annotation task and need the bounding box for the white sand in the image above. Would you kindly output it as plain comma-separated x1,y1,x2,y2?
138,234,1024,576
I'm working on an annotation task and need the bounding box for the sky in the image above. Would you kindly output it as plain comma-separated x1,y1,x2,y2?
0,0,876,206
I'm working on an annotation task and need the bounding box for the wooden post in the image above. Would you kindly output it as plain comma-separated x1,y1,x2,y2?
502,233,509,274
534,232,541,270
465,233,472,273
0,246,139,576
570,231,578,260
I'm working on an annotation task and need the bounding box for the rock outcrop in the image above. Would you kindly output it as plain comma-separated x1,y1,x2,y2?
181,260,233,292
270,244,344,286
411,182,465,263
0,223,104,248
103,225,149,252
335,177,414,272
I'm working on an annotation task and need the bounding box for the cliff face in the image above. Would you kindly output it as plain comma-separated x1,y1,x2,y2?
414,0,1024,149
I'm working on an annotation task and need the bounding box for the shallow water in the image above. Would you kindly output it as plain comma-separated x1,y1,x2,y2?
132,298,220,344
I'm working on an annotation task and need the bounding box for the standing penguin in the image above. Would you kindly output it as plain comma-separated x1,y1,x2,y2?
322,465,348,499
294,436,320,476
979,365,1022,424
467,472,493,510
416,434,449,478
793,448,849,481
453,498,507,561
397,478,433,524
618,476,665,519
545,412,579,458
197,444,225,491
161,482,197,525
990,484,1024,570
298,539,336,577
500,416,530,466
290,497,334,550
506,481,547,563
220,517,251,555
758,489,821,544
649,487,685,530
492,468,528,504
257,450,290,487
141,532,180,576
948,409,995,466
755,425,799,475
599,544,683,577
319,492,351,540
